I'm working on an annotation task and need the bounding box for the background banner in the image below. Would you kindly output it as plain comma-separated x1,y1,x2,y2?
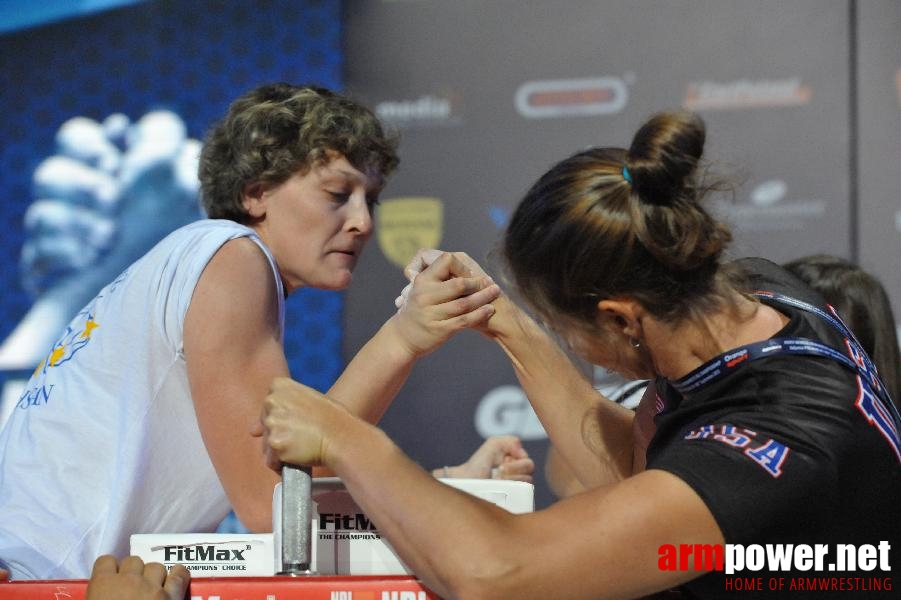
342,0,900,507
0,0,345,439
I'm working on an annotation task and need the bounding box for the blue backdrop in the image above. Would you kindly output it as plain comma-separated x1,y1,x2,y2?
0,0,346,420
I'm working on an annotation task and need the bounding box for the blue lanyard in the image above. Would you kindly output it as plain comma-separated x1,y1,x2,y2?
673,336,862,393
671,291,900,428
755,291,886,379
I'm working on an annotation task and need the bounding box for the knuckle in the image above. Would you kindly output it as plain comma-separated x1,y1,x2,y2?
453,313,473,330
451,277,470,295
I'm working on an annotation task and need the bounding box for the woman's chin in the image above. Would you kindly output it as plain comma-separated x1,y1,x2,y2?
320,271,354,291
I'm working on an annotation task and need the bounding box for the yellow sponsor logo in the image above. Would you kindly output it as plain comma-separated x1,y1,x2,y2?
376,197,443,269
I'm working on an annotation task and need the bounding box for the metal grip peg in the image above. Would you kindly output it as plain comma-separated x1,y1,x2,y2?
279,463,315,575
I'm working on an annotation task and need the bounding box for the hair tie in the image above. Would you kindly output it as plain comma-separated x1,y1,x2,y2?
622,165,633,185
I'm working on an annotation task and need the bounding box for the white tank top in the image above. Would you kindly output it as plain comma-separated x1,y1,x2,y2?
0,219,284,579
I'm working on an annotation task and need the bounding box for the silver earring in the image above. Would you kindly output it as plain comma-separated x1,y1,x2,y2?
630,337,641,349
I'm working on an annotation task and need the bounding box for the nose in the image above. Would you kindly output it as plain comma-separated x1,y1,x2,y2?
346,196,373,236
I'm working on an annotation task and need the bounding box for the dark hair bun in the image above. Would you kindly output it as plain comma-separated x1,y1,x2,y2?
626,110,706,205
624,110,731,275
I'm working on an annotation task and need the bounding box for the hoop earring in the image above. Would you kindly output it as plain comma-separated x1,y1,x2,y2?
630,337,641,349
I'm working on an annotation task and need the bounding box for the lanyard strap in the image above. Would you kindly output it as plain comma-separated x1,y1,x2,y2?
672,336,859,393
754,290,885,379
670,289,901,460
672,290,895,413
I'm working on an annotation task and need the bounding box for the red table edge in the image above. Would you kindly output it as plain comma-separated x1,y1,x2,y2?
0,574,443,599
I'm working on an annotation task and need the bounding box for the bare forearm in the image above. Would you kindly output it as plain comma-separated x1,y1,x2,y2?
489,297,635,486
545,445,587,498
260,378,719,600
325,420,521,598
326,316,416,423
324,423,705,600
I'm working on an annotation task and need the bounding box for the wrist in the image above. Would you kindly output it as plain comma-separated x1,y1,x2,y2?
321,408,371,471
326,417,392,475
381,315,427,361
487,296,536,340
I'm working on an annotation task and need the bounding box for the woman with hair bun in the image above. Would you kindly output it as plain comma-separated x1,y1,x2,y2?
258,110,901,599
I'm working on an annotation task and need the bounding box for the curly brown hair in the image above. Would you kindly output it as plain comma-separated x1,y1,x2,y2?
199,83,399,222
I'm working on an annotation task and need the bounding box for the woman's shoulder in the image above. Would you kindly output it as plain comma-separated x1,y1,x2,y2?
733,258,820,301
170,218,254,241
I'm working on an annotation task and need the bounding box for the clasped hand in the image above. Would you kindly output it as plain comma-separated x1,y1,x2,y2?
256,249,510,472
390,249,500,357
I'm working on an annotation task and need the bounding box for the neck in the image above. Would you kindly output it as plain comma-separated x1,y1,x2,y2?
644,294,789,380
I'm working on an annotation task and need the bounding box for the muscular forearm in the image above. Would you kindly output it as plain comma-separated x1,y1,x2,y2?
326,316,416,424
544,445,587,498
327,256,500,424
488,297,635,487
324,420,708,600
325,419,525,598
261,377,716,600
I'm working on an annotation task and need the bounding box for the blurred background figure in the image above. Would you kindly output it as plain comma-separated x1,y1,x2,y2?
592,368,648,410
783,253,901,406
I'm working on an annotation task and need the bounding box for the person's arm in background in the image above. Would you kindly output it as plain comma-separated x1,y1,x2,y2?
186,243,500,532
401,250,636,490
433,435,535,482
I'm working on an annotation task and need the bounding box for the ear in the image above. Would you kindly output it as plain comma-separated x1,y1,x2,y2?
596,297,644,339
241,182,268,219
